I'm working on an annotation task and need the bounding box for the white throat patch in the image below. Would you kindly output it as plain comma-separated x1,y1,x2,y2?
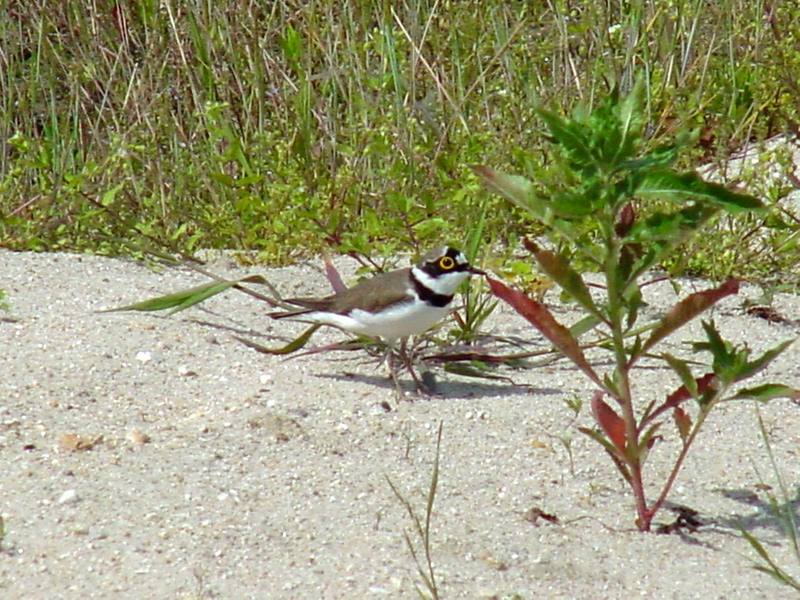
411,265,470,296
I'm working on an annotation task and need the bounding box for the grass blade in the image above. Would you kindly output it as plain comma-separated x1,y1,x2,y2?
234,325,321,355
103,275,271,315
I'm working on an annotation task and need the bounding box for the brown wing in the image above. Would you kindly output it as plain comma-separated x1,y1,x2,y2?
279,267,413,316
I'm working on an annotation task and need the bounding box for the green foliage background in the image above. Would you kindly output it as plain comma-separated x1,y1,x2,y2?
1,0,798,272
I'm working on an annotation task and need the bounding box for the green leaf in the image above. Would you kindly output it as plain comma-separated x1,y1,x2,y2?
623,283,643,330
614,78,646,162
637,170,764,213
628,203,719,243
638,421,663,462
524,240,605,322
100,182,124,206
728,383,800,403
695,319,744,379
442,362,515,384
550,187,598,217
663,353,698,397
741,528,800,590
736,338,795,381
471,165,533,208
473,165,583,243
103,275,271,316
570,314,603,338
471,165,547,219
536,108,594,167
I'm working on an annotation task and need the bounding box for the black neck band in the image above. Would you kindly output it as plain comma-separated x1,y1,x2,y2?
410,272,453,308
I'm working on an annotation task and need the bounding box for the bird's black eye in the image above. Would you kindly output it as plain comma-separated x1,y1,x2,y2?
438,256,455,270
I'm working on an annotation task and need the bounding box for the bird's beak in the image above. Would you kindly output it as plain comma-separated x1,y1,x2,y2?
468,266,486,276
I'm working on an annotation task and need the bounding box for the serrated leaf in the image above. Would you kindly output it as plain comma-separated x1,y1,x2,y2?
103,275,270,316
728,384,800,403
628,203,718,242
637,170,764,213
639,279,739,356
234,324,321,355
486,275,601,386
736,338,795,381
535,108,594,167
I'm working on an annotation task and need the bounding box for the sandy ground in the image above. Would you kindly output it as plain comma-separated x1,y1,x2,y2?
1,249,800,599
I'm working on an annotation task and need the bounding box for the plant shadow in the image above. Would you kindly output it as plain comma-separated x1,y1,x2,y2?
658,488,800,549
712,487,800,539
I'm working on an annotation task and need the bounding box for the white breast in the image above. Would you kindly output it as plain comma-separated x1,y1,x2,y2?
302,301,451,340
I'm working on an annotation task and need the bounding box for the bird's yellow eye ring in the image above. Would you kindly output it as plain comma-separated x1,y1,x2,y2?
439,256,455,270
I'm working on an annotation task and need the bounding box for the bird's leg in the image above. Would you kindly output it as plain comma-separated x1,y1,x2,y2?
400,338,437,396
381,338,405,399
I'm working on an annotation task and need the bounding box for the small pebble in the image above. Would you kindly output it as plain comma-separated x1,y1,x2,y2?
135,351,152,363
58,489,79,505
127,428,151,446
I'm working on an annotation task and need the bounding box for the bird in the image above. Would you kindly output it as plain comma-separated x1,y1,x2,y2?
269,246,485,391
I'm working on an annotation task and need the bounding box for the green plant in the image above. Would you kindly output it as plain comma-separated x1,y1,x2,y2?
475,82,799,531
741,408,800,591
2,1,798,270
386,421,444,600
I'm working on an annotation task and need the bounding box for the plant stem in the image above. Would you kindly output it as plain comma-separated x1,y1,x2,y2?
613,323,650,529
605,228,650,529
645,394,721,526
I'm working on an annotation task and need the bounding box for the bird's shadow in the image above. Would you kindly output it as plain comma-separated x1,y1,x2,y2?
188,317,281,340
315,370,563,400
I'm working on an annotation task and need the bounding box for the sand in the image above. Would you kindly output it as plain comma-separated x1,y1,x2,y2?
1,249,799,599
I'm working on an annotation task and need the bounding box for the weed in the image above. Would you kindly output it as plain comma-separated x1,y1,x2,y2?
741,408,800,591
475,82,799,531
386,421,444,600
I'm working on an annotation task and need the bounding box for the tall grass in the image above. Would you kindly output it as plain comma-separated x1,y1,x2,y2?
1,0,797,264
